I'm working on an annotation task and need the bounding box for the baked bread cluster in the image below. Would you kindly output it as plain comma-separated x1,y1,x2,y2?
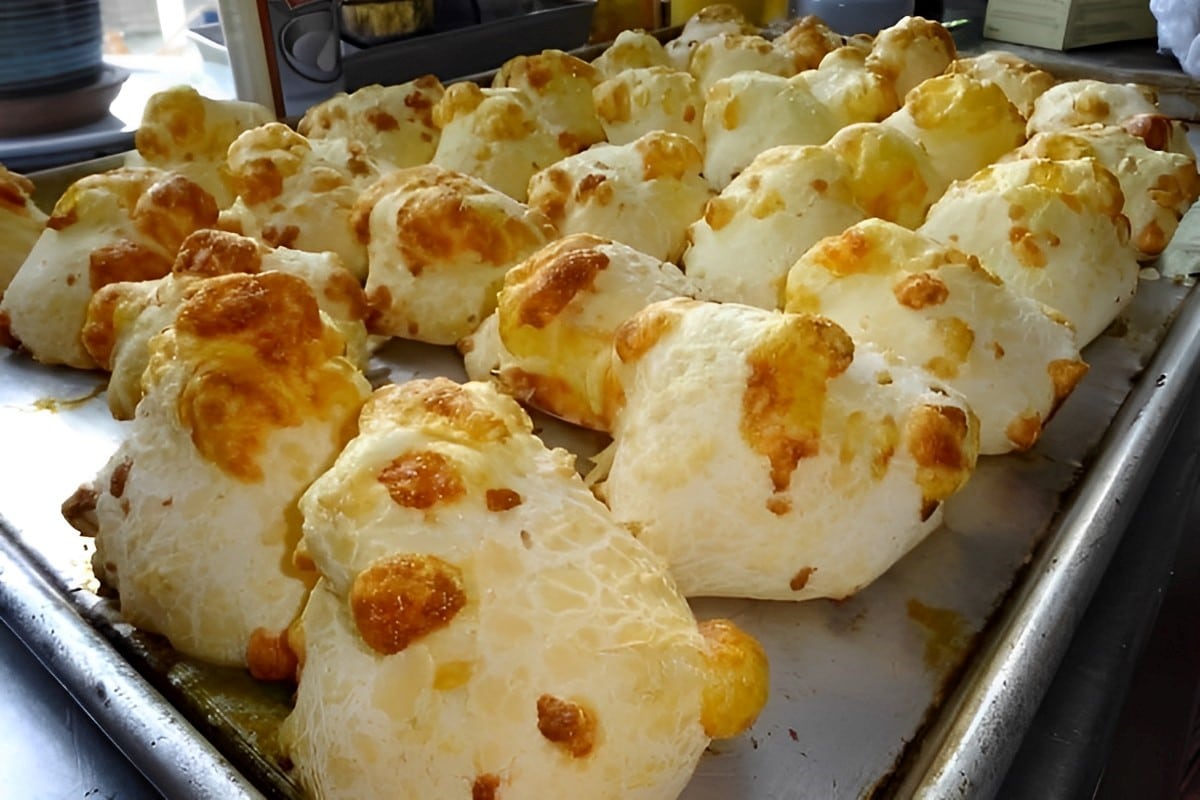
0,7,1192,798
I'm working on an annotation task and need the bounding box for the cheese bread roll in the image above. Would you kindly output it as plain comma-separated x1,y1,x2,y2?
432,83,569,202
689,33,793,94
596,298,979,599
527,131,711,264
701,71,840,191
824,122,948,228
0,165,47,299
1,168,218,368
785,219,1087,454
1026,79,1195,159
281,377,768,800
1004,125,1200,260
219,122,382,282
864,16,957,100
353,165,556,344
590,29,671,79
945,51,1056,119
666,4,757,71
84,229,369,420
485,233,698,431
883,73,1027,184
594,66,706,150
684,145,867,308
920,158,1135,347
68,271,371,670
797,45,900,128
127,85,274,207
492,49,604,155
772,15,845,73
297,77,445,170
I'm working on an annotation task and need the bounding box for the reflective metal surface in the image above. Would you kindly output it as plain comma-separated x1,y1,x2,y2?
0,192,1198,798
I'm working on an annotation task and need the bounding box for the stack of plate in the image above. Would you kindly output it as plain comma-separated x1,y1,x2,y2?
0,0,104,99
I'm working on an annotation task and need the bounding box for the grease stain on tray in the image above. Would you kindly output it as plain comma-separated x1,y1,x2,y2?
906,598,970,673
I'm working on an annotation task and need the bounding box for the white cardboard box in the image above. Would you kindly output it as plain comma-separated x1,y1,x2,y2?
983,0,1158,50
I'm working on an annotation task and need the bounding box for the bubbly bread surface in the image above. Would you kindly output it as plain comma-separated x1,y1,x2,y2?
683,144,867,308
920,157,1136,347
1005,125,1200,260
83,228,368,419
489,233,699,431
129,85,274,207
785,219,1087,454
82,271,371,668
220,122,382,281
297,77,445,170
597,298,979,600
1,167,218,368
0,165,48,298
355,164,556,344
882,72,1027,185
282,377,768,799
593,66,706,151
527,130,712,263
432,83,569,202
701,71,840,191
945,51,1056,119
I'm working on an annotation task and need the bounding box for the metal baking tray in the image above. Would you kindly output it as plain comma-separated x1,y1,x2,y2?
2,188,1200,799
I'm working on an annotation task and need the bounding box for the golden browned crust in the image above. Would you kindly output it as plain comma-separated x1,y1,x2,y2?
741,315,855,494
246,626,300,682
377,450,466,510
350,553,467,655
172,272,357,482
536,694,597,757
697,618,769,738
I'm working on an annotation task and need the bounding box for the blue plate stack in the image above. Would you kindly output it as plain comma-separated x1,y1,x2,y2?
0,0,104,99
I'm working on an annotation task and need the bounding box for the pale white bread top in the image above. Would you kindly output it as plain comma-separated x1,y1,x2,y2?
297,77,445,170
772,15,846,73
527,131,712,264
354,164,556,345
784,219,1087,454
1004,125,1200,260
0,167,218,369
126,85,274,208
824,122,949,229
281,377,768,800
945,51,1057,119
689,33,794,94
431,83,570,202
491,49,605,155
796,45,900,128
1026,79,1158,135
882,73,1027,184
594,66,706,151
919,157,1136,347
700,71,841,191
494,233,699,431
597,298,979,599
1025,80,1195,158
683,144,867,309
86,271,371,668
864,15,957,100
83,229,369,420
665,3,757,71
0,165,47,297
591,29,672,79
219,122,382,281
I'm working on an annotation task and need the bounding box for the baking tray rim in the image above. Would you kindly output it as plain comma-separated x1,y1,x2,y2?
893,271,1200,797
